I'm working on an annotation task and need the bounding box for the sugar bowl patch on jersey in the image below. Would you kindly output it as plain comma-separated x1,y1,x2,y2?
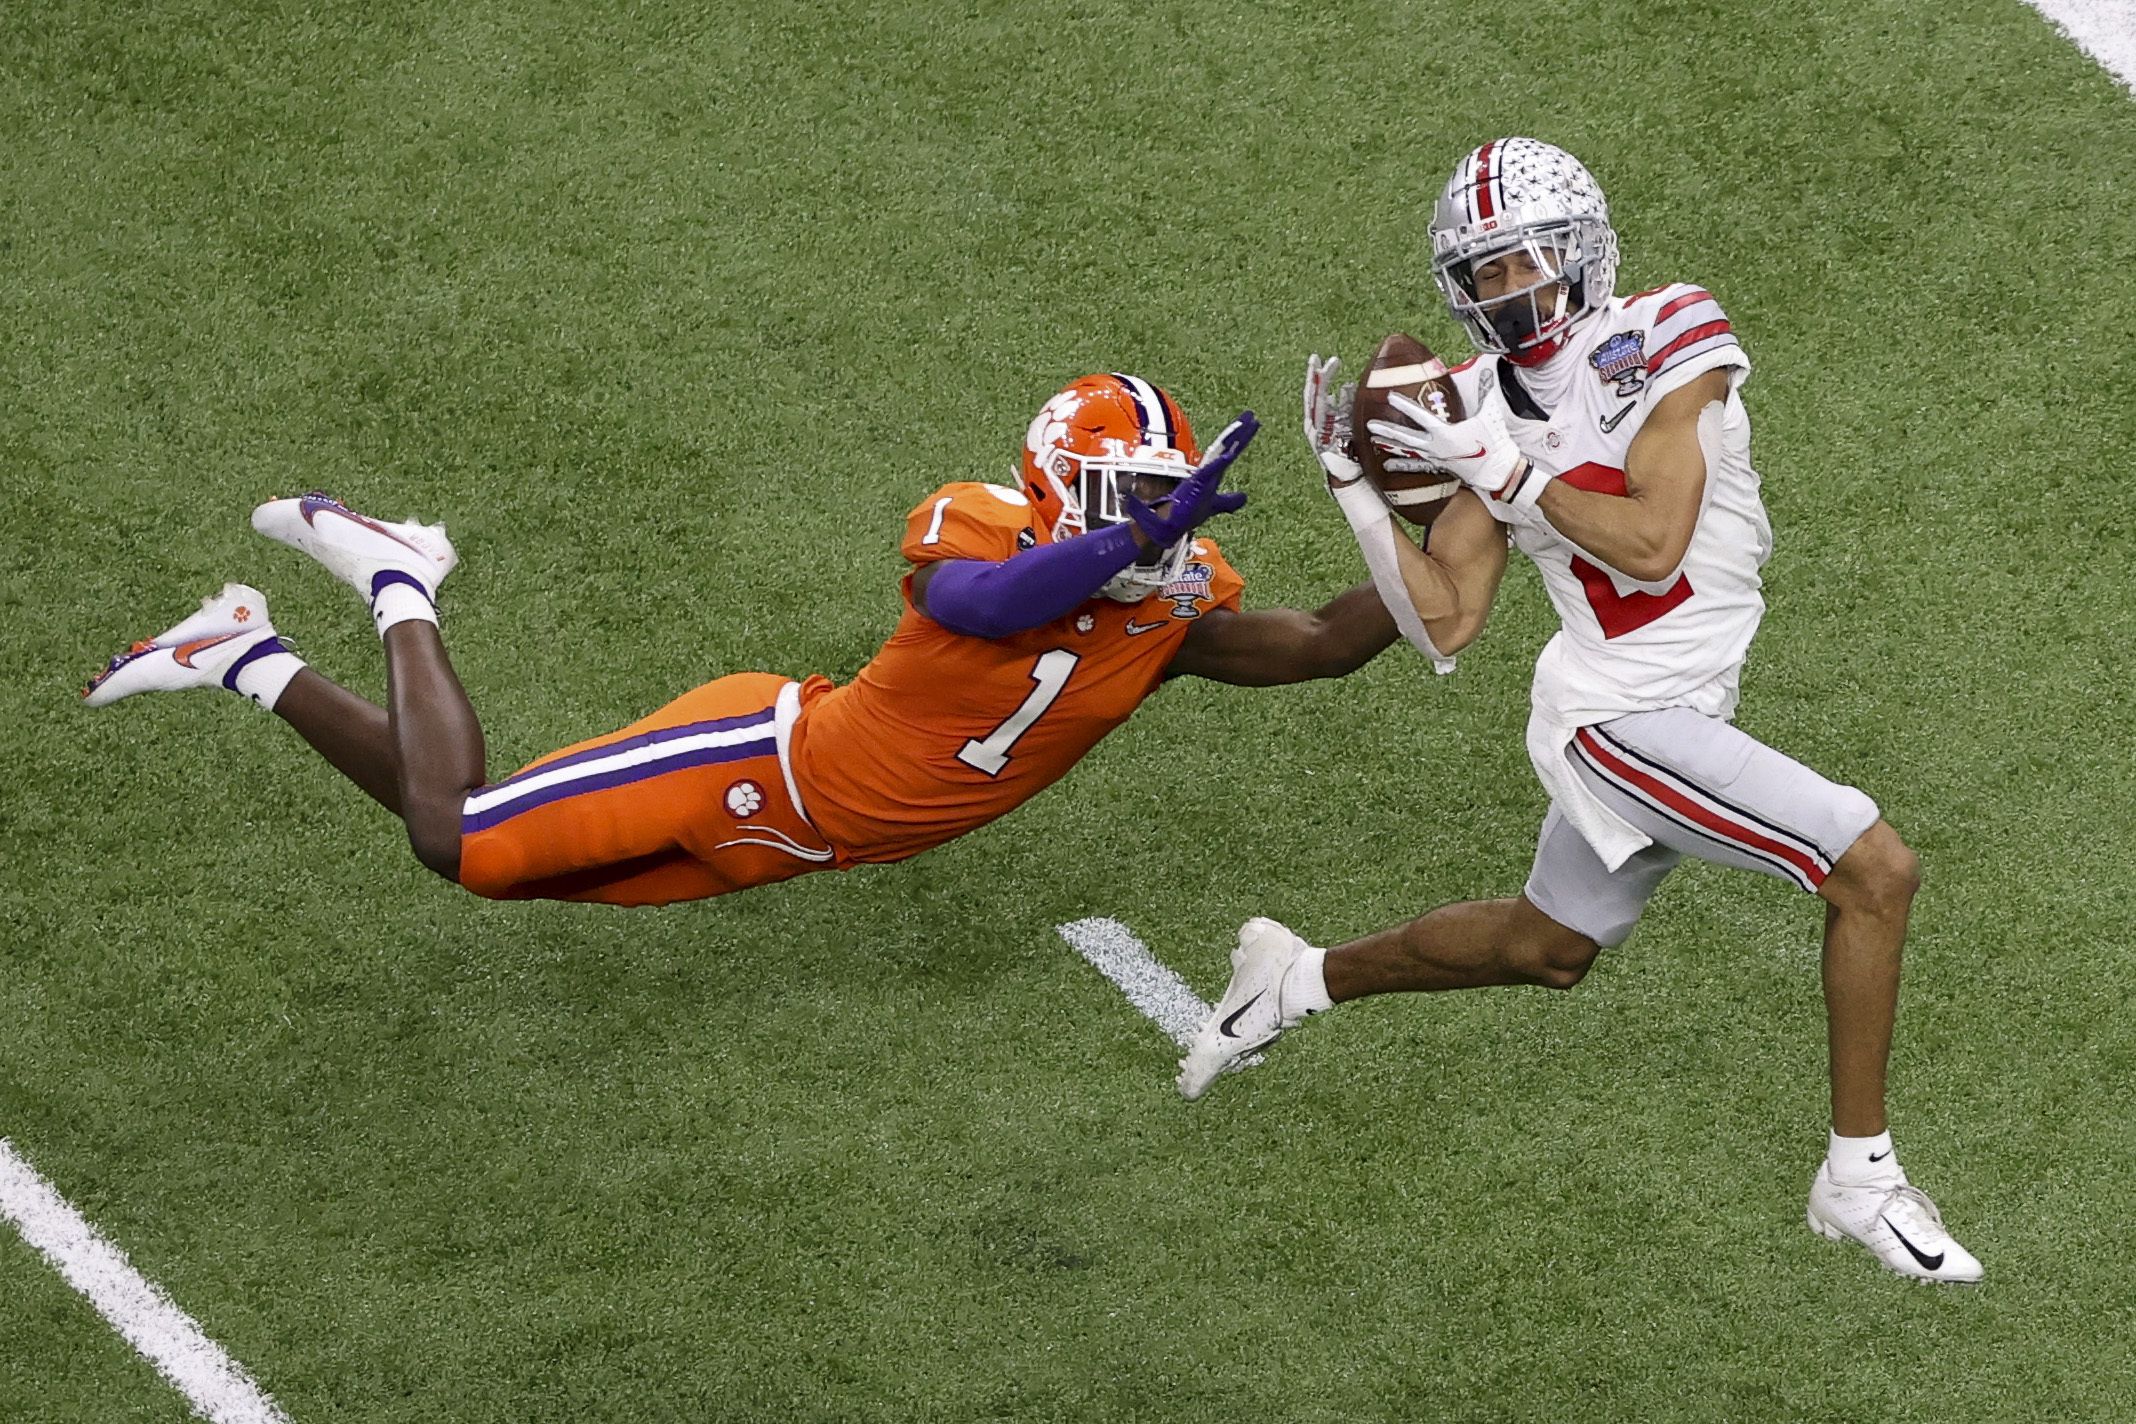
1588,331,1648,397
1159,556,1215,619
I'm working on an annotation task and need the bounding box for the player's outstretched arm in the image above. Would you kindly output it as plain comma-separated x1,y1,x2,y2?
1162,580,1394,686
913,525,1148,638
914,415,1256,639
1531,368,1731,582
1166,498,1504,686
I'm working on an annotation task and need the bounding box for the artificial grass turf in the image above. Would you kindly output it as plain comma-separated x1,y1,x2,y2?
5,1,2134,1419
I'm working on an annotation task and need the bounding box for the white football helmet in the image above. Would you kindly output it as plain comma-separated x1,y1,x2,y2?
1429,138,1619,361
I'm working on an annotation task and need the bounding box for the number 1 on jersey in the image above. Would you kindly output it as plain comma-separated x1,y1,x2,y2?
957,649,1080,775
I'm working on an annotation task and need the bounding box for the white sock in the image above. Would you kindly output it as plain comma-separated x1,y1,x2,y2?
370,580,437,637
224,636,305,712
1284,943,1333,1016
1828,1128,1902,1186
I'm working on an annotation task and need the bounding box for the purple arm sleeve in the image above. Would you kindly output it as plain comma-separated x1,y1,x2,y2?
919,524,1144,638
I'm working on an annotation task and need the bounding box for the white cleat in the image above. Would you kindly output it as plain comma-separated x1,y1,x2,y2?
1806,1162,1984,1283
251,492,456,614
83,583,282,707
1177,916,1316,1101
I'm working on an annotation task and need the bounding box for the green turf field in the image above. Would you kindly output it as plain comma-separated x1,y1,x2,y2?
6,1,2136,1419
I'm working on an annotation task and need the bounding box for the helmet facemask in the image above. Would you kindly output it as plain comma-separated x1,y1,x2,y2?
1433,216,1611,358
1041,452,1197,602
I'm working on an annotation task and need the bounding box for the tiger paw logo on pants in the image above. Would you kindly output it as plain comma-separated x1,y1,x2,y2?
725,780,764,817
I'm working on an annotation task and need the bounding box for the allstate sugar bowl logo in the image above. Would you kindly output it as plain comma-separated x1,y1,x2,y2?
1589,331,1647,396
1163,562,1214,619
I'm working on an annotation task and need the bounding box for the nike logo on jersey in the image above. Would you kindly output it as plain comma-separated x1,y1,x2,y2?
1217,990,1266,1038
1881,1214,1944,1272
1599,402,1637,433
1124,619,1168,636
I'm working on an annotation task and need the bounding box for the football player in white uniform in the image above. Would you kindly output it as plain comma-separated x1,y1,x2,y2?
1179,137,1981,1282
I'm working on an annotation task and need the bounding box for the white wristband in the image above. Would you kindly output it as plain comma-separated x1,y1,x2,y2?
1329,479,1455,675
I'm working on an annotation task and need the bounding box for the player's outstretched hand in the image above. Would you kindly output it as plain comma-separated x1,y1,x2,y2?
1368,391,1551,517
1303,355,1364,491
1126,411,1255,545
1368,391,1521,490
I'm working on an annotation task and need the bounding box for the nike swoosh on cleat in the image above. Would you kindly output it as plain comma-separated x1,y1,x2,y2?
1868,1149,1892,1163
296,493,344,526
1882,1215,1945,1272
301,496,427,553
1217,990,1266,1038
172,633,242,668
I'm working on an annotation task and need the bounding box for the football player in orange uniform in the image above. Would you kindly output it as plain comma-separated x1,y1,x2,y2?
85,374,1402,906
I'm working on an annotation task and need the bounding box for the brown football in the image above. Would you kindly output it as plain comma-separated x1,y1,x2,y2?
1351,331,1466,527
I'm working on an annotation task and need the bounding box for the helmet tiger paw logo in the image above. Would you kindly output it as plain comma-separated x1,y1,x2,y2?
724,780,764,817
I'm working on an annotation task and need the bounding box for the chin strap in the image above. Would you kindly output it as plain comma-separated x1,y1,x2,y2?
1328,479,1455,675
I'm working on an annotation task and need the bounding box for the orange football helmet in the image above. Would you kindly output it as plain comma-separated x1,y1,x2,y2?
1020,373,1203,601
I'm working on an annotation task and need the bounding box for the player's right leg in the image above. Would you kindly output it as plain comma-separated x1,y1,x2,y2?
1178,814,1671,1100
1567,707,1979,1281
458,672,838,906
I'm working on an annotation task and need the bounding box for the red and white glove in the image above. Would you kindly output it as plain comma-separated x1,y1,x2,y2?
1302,353,1365,491
1367,390,1554,517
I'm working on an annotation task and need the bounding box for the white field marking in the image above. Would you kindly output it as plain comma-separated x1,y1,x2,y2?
1057,917,1214,1046
1055,916,1264,1076
0,1139,291,1424
2024,0,2136,95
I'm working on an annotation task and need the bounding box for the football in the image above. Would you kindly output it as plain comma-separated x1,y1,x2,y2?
1351,331,1466,527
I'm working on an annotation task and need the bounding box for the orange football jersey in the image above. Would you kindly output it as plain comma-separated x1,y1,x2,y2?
789,482,1244,863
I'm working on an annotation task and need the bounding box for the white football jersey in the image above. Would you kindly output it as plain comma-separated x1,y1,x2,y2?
1448,282,1766,725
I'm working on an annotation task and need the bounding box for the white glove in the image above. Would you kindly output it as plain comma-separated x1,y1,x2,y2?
1366,390,1553,516
1302,353,1365,491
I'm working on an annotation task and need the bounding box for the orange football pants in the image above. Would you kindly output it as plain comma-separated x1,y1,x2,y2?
457,673,841,907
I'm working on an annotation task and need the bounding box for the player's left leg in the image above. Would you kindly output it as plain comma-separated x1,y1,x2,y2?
1568,707,1980,1282
250,493,480,881
84,582,301,711
270,669,402,812
1813,821,1919,1137
86,580,414,813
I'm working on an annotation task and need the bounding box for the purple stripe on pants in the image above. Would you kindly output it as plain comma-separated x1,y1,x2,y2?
461,735,778,834
475,709,778,795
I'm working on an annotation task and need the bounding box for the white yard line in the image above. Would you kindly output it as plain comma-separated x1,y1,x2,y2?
2023,0,2136,94
1055,915,1267,1077
0,1138,291,1424
1056,916,1216,1046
